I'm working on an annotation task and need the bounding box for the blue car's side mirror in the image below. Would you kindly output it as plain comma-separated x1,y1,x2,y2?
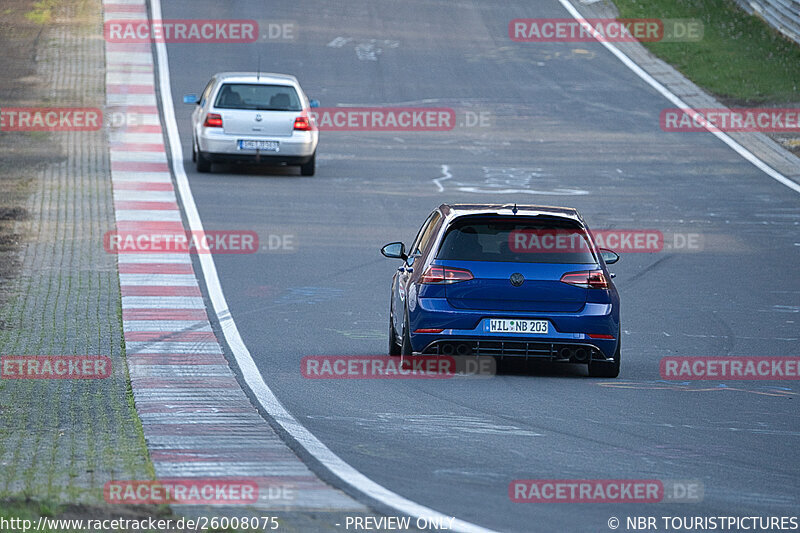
309,99,320,109
183,94,199,105
600,248,619,265
381,242,407,260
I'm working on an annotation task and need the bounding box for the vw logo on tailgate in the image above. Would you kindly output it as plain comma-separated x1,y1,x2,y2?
510,273,525,287
255,114,263,121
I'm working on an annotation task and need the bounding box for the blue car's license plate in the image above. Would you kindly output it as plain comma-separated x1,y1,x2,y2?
487,319,548,334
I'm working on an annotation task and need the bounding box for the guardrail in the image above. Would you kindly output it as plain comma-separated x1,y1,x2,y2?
732,0,800,46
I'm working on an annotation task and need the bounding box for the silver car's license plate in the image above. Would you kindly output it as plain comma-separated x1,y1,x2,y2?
238,140,279,151
487,319,548,334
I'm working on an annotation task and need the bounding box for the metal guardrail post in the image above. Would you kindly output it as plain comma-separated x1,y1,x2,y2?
731,0,800,46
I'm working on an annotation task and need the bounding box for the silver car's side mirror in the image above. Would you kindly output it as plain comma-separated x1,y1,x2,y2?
309,99,320,108
183,94,199,105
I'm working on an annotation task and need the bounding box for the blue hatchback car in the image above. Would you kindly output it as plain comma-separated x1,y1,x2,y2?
381,204,621,377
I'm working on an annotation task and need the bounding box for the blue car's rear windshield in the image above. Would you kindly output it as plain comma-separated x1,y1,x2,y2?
437,216,597,264
214,83,302,111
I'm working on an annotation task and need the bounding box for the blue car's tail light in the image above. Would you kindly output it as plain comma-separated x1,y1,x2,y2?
560,270,608,289
421,265,474,284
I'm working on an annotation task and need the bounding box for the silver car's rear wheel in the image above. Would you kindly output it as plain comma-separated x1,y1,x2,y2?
196,149,211,173
300,152,315,176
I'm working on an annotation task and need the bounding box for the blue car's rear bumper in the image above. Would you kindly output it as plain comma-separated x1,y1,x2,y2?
409,297,619,360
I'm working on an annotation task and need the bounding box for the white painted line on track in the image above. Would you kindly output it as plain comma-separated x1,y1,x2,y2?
123,320,212,332
556,0,800,195
111,171,173,182
113,190,176,202
117,253,191,263
125,341,223,354
114,210,182,221
107,72,156,84
119,274,199,286
149,0,500,530
106,52,153,64
110,151,169,163
107,94,157,106
121,296,206,308
432,164,453,192
103,11,148,21
110,133,165,144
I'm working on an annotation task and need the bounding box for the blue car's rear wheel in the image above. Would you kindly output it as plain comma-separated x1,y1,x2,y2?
401,310,413,356
389,311,401,356
588,330,620,378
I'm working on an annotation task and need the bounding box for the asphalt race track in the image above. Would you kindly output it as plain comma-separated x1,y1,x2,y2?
160,1,799,531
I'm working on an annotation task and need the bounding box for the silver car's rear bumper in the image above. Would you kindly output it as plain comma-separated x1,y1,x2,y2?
197,128,318,158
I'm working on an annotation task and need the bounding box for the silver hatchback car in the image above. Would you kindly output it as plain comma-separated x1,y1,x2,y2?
184,72,319,176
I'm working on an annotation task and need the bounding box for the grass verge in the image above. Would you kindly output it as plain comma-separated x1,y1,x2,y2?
612,0,800,104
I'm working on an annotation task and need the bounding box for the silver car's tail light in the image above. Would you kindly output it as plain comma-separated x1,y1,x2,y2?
293,116,313,131
203,113,223,128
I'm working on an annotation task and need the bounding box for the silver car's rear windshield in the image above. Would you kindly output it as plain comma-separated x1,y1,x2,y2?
437,216,598,264
214,83,302,111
